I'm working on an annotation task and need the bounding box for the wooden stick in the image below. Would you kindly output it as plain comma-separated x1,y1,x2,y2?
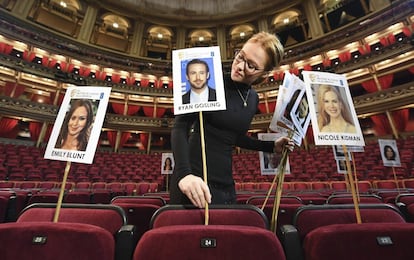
270,147,289,232
199,111,209,225
53,160,71,223
344,168,349,192
351,152,360,202
392,167,400,193
261,171,278,211
343,145,361,224
166,174,169,192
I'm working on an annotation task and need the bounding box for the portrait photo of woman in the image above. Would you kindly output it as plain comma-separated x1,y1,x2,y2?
317,84,357,134
163,157,174,171
383,145,396,161
55,99,94,151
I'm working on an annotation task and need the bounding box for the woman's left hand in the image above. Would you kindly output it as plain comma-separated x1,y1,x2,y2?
274,136,294,153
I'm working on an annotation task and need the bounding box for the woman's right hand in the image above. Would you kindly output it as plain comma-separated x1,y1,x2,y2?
178,174,212,208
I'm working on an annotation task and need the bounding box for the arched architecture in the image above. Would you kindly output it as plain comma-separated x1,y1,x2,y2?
0,0,413,153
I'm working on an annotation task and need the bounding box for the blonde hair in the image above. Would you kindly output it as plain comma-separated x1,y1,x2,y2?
246,31,284,71
317,84,354,130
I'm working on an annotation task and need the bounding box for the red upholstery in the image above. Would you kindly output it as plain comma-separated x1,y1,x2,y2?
63,191,92,203
134,225,286,260
327,194,382,204
150,204,269,229
112,202,160,239
246,195,303,205
396,193,414,206
0,196,9,222
27,193,59,205
406,204,414,222
111,195,166,206
75,181,91,189
17,203,137,260
17,203,126,235
262,204,303,231
303,223,414,260
293,204,406,240
0,222,114,260
91,190,112,204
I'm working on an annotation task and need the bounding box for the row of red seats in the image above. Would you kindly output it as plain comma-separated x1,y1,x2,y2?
1,137,414,185
2,195,414,259
236,179,414,192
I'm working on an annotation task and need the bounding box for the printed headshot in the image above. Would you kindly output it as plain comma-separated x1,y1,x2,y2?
182,58,216,104
163,156,174,171
316,84,357,134
283,89,301,122
378,139,401,167
55,99,95,151
337,159,347,172
294,94,309,128
383,145,396,161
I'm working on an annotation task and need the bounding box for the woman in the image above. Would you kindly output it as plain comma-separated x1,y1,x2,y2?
170,32,293,208
55,99,93,151
317,84,356,133
163,157,174,171
383,145,396,161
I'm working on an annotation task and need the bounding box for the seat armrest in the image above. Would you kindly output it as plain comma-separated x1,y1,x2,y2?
279,224,304,260
115,225,138,260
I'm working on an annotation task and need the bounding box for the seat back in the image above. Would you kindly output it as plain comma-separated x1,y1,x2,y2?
27,193,59,205
0,222,114,260
293,204,406,240
0,195,10,223
17,203,136,260
112,202,161,240
395,193,414,206
303,223,414,260
134,225,286,260
395,193,414,222
327,194,382,204
17,203,126,234
63,191,92,204
150,204,269,229
262,204,304,232
246,195,303,205
111,195,166,207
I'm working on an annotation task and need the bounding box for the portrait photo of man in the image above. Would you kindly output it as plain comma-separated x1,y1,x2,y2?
182,58,216,104
295,94,309,128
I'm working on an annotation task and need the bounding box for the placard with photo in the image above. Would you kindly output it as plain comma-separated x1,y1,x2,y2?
161,152,174,174
302,71,365,146
44,86,111,164
172,46,226,115
332,145,353,160
269,71,307,146
258,133,291,175
378,139,401,167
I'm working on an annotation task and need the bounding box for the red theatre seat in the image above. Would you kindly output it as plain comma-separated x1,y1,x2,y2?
303,223,414,260
111,195,166,207
150,204,269,230
280,204,406,260
111,199,161,240
134,225,286,260
0,222,115,260
17,203,137,260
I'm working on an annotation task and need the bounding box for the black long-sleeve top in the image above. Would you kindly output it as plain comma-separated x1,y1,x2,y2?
171,76,275,187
